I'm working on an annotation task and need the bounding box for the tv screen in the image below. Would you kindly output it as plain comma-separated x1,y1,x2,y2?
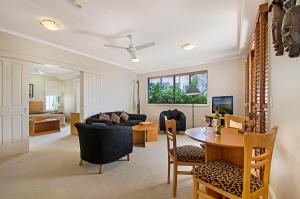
212,96,233,115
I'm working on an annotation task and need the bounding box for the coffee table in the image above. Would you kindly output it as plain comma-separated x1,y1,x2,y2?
132,124,158,147
29,118,61,136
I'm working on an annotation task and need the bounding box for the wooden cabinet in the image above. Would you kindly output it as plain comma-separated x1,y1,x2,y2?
132,124,158,147
70,112,80,135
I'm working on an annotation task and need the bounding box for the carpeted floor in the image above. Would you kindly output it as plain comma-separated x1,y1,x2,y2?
0,125,202,199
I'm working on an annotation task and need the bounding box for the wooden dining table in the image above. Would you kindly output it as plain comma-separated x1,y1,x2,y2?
185,127,245,166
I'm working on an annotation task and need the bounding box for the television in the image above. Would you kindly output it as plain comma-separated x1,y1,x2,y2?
212,96,233,115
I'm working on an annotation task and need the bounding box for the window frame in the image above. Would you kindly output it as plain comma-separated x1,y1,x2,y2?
147,70,208,105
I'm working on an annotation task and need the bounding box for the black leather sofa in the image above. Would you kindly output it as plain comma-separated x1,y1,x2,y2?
86,111,147,126
75,123,133,174
159,109,186,131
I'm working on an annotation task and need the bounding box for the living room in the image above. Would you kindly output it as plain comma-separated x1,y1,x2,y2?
0,0,300,199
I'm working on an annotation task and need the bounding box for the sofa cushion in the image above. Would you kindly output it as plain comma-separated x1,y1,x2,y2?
120,112,130,121
99,113,110,121
111,113,121,123
191,160,264,197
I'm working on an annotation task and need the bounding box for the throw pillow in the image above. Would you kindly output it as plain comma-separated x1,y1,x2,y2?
171,109,181,119
99,113,110,121
111,113,121,123
120,111,129,121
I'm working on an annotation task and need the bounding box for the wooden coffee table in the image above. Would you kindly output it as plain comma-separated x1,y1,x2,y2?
29,118,61,136
132,124,158,147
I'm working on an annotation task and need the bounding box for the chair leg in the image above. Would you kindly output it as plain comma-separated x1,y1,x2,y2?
193,177,199,199
263,192,268,199
79,160,84,166
173,163,177,197
99,164,104,174
167,156,171,184
127,153,131,161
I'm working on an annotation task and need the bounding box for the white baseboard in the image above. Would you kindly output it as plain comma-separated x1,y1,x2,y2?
269,185,277,199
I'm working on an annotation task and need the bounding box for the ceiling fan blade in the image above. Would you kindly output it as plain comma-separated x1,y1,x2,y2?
104,44,128,49
135,42,155,50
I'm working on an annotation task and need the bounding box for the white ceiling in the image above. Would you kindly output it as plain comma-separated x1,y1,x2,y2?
0,0,265,73
29,63,80,80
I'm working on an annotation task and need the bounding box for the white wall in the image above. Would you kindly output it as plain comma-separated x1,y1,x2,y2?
63,79,79,121
0,31,136,115
137,58,245,129
28,74,63,111
269,34,300,199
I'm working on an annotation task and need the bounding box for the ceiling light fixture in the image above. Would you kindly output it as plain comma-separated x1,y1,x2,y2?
181,43,195,50
131,58,140,63
40,19,61,31
37,70,44,75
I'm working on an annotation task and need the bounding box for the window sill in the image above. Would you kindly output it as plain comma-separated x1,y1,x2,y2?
146,103,209,107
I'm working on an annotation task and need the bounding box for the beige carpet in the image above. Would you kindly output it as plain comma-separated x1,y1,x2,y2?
0,125,202,199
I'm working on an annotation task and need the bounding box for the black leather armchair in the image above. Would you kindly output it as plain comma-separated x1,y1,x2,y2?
160,109,186,131
75,123,133,174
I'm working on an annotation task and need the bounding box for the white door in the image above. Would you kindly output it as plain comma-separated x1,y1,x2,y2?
0,57,29,158
81,72,102,120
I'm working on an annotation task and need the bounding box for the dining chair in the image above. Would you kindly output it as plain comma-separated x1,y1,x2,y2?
192,126,278,199
165,119,205,197
224,114,249,130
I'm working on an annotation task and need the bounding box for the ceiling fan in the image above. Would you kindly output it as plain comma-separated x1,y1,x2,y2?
104,34,155,62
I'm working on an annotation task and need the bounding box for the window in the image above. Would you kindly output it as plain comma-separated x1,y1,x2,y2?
45,96,61,111
147,71,208,104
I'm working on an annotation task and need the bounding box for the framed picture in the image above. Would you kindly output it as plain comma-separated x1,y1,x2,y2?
29,84,34,98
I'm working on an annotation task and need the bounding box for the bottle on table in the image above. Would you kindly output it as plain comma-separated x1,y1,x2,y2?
213,108,221,135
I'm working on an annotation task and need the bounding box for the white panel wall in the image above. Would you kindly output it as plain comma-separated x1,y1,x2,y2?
81,72,102,119
12,63,22,106
12,115,22,143
0,57,29,157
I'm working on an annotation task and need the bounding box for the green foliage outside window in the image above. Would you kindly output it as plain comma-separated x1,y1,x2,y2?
148,71,208,104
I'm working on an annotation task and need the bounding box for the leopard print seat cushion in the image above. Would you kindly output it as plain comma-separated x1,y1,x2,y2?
170,145,205,163
191,160,264,197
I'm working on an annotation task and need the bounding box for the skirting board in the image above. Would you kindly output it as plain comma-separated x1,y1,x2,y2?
269,185,277,199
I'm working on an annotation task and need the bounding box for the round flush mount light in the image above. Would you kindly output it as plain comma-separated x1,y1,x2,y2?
131,58,140,63
40,19,61,31
181,43,195,50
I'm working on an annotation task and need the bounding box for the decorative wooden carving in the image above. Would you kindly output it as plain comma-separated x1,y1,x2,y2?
269,0,300,58
282,4,300,58
269,1,285,56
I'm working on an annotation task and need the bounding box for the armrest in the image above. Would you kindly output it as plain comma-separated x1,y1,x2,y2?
128,114,147,121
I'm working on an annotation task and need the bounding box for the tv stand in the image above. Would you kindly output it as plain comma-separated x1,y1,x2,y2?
205,114,225,127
